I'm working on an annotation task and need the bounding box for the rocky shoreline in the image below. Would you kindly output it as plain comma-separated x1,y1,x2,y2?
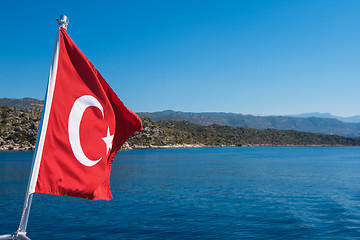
0,105,40,151
2,142,354,152
120,142,207,150
120,142,354,151
0,144,35,151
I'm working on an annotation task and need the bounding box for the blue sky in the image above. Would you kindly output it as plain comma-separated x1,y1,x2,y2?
1,0,360,116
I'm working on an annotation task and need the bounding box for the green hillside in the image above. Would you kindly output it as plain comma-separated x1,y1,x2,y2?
126,118,360,149
1,106,359,151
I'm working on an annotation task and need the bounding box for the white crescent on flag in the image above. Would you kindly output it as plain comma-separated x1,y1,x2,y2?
68,95,113,167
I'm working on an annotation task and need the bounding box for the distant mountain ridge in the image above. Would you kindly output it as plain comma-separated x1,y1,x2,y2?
138,110,360,137
0,98,43,110
289,112,360,123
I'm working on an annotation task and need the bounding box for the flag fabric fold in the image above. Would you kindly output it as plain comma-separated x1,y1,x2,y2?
33,27,142,200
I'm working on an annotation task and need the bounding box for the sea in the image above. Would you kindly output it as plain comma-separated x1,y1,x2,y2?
1,147,360,239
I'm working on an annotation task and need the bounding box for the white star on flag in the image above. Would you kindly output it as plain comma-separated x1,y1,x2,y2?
102,127,114,154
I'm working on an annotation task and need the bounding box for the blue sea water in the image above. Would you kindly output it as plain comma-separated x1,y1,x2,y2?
1,147,360,239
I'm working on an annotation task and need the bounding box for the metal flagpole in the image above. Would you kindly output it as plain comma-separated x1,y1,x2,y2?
5,15,68,240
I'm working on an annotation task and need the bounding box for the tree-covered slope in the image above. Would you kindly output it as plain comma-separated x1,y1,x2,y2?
126,118,360,149
1,106,359,151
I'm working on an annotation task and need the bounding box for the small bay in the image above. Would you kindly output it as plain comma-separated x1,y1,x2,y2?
1,147,360,239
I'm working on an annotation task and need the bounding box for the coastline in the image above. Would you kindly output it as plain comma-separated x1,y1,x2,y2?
0,143,358,152
120,143,354,150
0,144,35,151
2,107,360,152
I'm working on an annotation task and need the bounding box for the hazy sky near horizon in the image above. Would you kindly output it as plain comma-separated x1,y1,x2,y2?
1,0,360,116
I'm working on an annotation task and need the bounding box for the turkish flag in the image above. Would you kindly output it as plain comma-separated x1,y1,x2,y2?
34,27,142,200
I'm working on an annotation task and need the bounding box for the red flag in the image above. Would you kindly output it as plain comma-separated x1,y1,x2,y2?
33,27,142,200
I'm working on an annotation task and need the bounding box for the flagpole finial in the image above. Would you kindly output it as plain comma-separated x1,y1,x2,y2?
57,15,69,30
